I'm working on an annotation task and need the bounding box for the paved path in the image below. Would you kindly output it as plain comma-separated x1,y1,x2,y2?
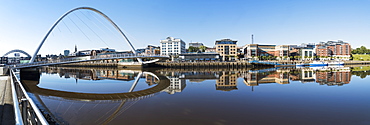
0,76,15,125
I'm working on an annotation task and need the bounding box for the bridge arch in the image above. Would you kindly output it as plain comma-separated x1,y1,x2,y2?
30,7,140,63
2,49,32,57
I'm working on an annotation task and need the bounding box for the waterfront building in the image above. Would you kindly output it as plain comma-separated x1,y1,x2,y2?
178,52,220,61
145,45,160,55
243,44,289,60
160,37,186,56
189,42,204,48
289,43,315,60
275,45,290,59
316,40,351,60
0,57,7,64
215,39,238,61
205,47,216,53
136,48,146,54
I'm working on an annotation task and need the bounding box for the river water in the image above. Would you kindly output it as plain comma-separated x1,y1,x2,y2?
20,66,370,125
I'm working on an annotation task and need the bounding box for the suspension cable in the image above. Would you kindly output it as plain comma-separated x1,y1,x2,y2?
73,12,109,47
68,16,92,42
88,11,124,43
81,11,119,46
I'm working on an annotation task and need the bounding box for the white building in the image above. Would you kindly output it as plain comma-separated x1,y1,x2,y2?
160,37,186,56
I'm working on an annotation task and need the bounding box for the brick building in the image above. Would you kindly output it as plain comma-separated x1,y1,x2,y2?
316,40,351,60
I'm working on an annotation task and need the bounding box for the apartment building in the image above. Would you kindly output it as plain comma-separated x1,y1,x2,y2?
316,40,351,60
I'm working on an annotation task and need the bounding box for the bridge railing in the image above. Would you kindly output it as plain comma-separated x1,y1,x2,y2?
10,69,49,125
15,53,168,68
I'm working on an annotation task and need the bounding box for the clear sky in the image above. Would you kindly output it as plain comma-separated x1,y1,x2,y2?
1,0,370,56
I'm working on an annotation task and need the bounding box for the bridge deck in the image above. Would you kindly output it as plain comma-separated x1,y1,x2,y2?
15,54,168,69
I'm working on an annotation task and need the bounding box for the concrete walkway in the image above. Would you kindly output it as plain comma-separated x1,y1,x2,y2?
0,76,15,125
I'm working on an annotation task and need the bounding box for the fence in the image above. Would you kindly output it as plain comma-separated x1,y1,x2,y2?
10,69,49,125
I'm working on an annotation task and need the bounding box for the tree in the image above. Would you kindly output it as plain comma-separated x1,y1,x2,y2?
199,45,207,52
188,46,199,52
352,46,370,54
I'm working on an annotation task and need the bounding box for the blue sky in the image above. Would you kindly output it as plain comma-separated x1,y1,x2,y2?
1,0,370,56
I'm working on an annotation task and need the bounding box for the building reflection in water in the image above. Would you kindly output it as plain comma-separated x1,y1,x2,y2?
315,68,351,86
159,66,357,92
243,69,290,87
159,71,186,94
19,66,370,124
216,71,238,91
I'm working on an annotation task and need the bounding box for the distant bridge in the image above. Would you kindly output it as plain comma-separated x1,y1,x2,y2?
2,49,31,57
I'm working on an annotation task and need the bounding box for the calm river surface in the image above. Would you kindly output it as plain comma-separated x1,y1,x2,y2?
20,66,370,125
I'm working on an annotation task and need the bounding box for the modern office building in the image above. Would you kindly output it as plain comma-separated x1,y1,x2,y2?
160,37,186,56
289,43,315,60
64,50,70,56
215,39,238,61
243,44,289,60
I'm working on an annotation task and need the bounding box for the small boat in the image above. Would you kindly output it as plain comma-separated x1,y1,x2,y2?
296,63,309,66
309,61,328,66
328,61,344,65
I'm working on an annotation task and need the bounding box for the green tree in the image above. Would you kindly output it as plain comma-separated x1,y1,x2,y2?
188,46,199,52
199,45,207,52
352,46,370,54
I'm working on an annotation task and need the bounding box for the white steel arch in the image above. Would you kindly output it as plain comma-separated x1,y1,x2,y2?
30,7,141,63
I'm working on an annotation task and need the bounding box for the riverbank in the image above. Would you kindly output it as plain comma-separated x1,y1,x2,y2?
155,61,253,69
154,60,370,68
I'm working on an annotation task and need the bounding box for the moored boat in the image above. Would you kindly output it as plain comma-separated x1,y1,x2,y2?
309,61,328,66
296,63,309,66
328,61,344,65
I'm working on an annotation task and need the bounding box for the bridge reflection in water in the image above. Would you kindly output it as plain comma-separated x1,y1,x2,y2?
19,67,170,125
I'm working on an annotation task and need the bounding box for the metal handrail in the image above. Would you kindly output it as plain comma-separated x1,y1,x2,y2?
15,53,169,68
10,70,23,125
10,69,49,125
